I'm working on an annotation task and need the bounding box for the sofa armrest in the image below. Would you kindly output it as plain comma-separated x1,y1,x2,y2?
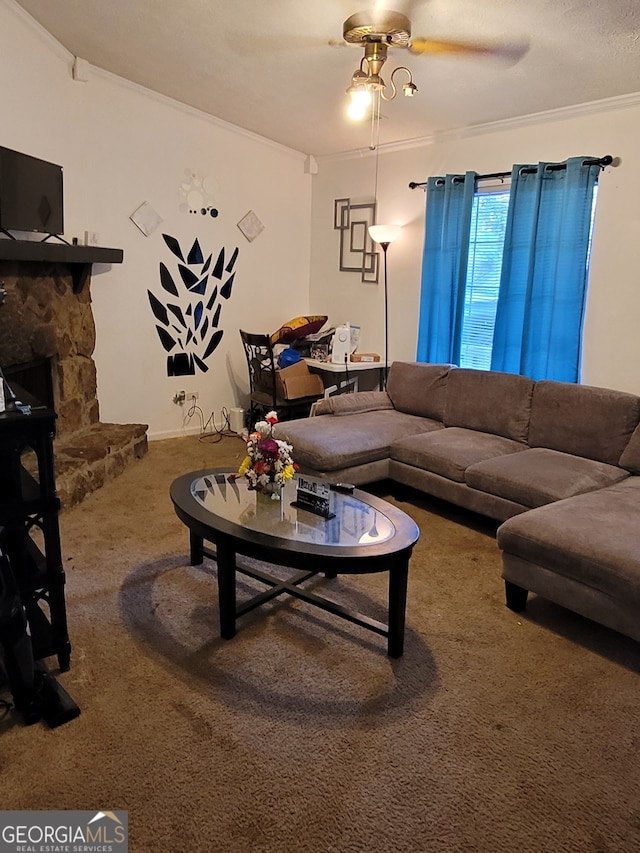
313,391,394,417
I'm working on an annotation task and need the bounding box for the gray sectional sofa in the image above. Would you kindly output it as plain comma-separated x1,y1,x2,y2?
274,361,640,645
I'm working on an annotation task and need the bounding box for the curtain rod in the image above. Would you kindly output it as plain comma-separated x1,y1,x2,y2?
408,155,614,190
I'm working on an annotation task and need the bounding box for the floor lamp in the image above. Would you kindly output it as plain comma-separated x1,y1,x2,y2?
368,224,401,389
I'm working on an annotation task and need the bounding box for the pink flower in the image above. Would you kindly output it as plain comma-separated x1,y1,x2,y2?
258,437,279,459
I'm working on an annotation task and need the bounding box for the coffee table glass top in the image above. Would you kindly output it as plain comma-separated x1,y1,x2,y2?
190,473,395,548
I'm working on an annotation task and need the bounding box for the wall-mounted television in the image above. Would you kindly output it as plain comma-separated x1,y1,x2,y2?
0,146,64,236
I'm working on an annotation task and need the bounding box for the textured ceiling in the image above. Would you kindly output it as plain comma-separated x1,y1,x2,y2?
14,0,640,156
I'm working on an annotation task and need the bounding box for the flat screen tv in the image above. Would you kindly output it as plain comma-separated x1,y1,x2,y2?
0,146,64,235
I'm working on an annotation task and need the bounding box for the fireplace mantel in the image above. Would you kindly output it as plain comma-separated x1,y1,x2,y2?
0,239,123,293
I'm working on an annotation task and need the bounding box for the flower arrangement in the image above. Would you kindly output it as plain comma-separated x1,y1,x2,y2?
235,411,298,497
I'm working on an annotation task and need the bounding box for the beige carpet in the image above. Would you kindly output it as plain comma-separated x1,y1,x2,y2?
1,434,639,853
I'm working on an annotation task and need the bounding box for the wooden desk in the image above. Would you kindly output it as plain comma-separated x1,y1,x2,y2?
304,359,386,397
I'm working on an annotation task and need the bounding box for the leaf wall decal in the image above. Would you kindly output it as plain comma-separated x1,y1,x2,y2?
148,291,169,326
179,264,198,288
202,329,224,359
200,317,209,341
212,304,221,327
189,275,208,295
193,354,209,373
188,238,204,265
213,248,225,279
221,272,235,299
163,234,184,262
202,254,212,274
194,301,203,330
206,286,218,310
167,304,186,327
159,263,179,296
226,247,239,273
156,326,177,352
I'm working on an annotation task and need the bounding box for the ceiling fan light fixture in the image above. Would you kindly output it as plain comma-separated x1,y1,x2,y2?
346,74,372,120
403,80,418,97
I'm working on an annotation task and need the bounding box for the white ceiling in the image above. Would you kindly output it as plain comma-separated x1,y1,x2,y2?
14,0,640,157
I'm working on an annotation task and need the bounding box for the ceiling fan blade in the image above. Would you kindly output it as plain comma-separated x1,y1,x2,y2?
409,37,529,62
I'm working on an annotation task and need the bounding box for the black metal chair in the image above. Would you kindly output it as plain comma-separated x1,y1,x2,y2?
239,330,323,427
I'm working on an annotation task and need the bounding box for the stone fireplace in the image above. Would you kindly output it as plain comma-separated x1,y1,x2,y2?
0,256,148,507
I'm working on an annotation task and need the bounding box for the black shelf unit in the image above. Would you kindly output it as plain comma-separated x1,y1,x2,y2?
0,388,71,671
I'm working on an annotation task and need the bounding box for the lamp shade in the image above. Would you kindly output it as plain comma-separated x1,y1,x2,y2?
368,224,401,245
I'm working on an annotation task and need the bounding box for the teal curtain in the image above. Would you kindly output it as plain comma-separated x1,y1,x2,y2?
416,172,476,364
490,157,600,382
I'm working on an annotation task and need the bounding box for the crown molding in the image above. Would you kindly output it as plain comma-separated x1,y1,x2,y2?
318,90,640,164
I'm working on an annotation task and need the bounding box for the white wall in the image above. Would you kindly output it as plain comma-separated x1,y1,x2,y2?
0,0,312,439
310,97,640,396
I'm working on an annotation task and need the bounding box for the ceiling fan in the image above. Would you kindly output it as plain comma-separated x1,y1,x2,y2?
339,7,528,119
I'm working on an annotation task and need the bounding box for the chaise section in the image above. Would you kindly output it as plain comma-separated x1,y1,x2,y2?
497,478,640,642
275,409,443,483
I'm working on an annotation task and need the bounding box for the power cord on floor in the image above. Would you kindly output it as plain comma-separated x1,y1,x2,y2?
184,399,245,444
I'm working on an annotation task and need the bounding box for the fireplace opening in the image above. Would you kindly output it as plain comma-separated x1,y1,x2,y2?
4,357,54,410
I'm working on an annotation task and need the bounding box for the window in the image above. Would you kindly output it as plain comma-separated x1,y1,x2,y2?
459,186,510,370
458,183,598,371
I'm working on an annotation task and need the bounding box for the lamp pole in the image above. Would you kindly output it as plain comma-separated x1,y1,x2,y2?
368,224,401,391
380,241,390,390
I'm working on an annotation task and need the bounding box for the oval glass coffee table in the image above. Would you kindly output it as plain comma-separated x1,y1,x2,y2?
170,469,420,657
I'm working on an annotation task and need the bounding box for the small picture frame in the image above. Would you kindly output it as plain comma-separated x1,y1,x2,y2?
130,201,163,237
237,210,265,242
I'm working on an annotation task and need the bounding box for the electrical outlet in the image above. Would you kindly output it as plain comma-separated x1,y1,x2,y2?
173,390,186,405
187,391,199,401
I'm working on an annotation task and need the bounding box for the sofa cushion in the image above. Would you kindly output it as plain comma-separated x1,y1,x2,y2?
391,427,527,483
314,391,393,417
618,422,640,473
275,410,443,472
386,362,452,421
467,447,630,508
443,369,534,443
496,477,640,605
528,380,640,465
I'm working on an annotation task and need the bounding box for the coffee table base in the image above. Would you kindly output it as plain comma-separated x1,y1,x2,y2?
191,533,408,658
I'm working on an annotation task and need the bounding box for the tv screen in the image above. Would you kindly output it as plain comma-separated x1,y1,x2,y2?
0,146,64,235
